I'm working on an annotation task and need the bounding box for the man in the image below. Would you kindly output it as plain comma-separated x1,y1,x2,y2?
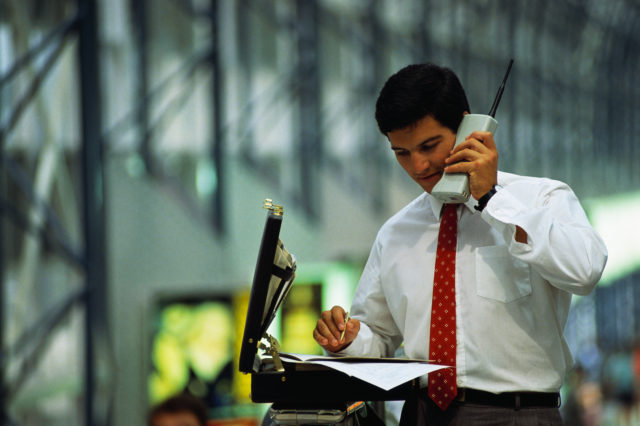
148,393,208,426
313,63,607,425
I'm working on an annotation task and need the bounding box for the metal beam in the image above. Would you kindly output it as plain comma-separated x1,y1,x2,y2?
2,289,85,400
132,0,153,174
363,0,385,213
0,15,77,88
0,109,7,426
76,0,109,424
237,0,256,164
0,34,70,144
296,0,320,218
209,0,225,234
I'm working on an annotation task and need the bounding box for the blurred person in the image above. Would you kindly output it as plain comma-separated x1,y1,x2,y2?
562,365,587,425
601,352,637,426
313,63,608,425
149,393,208,426
576,382,603,426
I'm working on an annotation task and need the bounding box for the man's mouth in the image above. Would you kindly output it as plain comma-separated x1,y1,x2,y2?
416,171,442,182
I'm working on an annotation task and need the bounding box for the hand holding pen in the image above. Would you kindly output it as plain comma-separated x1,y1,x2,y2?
313,305,360,352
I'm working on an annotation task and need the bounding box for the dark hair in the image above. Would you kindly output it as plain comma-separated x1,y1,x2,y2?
375,63,470,134
149,393,208,426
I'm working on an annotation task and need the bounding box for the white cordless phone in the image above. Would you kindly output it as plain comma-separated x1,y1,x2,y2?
431,60,514,203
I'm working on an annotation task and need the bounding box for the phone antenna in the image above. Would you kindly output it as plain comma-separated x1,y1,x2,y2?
488,59,514,118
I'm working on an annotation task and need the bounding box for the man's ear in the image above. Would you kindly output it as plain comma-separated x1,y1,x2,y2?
463,111,469,116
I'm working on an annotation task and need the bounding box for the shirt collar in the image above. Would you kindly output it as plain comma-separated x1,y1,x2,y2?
428,194,479,219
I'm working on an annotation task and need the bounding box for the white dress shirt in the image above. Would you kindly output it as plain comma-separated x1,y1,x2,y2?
340,171,608,393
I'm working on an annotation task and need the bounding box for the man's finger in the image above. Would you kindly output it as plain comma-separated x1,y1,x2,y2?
313,327,329,345
315,325,346,351
321,309,341,337
444,161,473,175
452,138,490,155
344,318,360,342
446,148,483,165
331,306,347,331
466,131,496,150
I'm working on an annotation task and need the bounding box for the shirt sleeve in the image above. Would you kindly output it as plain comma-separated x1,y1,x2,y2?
334,235,403,358
480,178,608,295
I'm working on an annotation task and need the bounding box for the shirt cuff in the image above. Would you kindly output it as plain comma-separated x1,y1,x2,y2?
480,187,532,252
328,321,375,357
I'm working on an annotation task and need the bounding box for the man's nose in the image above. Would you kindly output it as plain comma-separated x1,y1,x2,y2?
412,153,429,174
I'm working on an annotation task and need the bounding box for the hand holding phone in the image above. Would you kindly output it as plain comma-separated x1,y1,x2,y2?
445,128,499,200
431,59,513,203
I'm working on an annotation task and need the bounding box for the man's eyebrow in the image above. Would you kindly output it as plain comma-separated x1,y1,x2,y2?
419,135,443,146
390,135,442,150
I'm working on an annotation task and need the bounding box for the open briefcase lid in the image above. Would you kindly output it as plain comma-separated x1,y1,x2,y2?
239,199,297,374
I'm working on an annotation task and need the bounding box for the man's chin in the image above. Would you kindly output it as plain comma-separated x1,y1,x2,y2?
416,174,442,193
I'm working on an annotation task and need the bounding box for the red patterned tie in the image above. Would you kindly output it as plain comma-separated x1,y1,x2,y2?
428,204,458,410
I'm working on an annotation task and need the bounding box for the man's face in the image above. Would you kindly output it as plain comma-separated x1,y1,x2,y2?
388,115,457,193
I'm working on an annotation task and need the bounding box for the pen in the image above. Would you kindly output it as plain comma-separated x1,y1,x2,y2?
340,311,350,342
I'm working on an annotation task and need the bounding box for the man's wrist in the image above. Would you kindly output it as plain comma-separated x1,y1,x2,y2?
474,185,501,212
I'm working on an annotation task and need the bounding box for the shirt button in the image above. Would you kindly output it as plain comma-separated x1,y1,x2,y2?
457,379,463,386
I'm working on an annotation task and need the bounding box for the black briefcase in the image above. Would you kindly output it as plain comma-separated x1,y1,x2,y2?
238,200,418,407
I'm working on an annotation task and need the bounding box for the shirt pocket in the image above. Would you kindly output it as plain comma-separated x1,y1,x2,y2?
475,245,532,303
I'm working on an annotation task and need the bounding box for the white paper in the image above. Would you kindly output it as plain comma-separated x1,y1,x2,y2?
279,352,449,391
279,352,427,363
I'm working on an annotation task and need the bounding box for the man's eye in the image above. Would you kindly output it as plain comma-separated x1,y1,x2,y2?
394,150,408,156
420,144,435,152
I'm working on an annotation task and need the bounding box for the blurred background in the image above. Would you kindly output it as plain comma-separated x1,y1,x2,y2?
1,0,639,424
